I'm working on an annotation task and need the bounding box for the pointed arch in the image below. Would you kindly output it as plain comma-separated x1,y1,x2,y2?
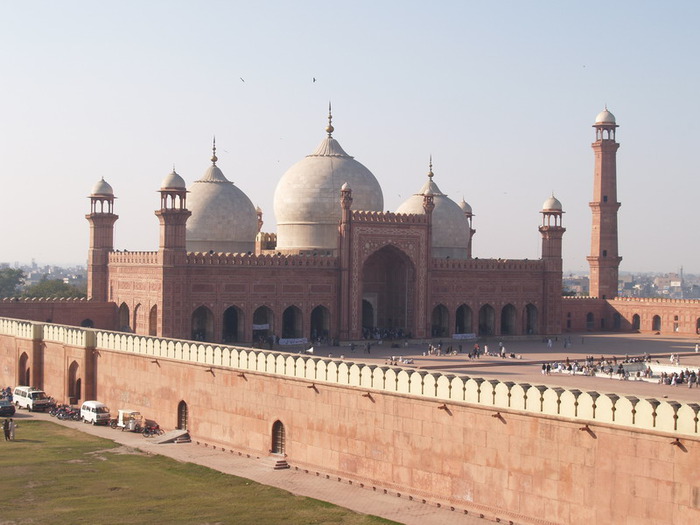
191,306,214,342
455,304,472,334
133,303,141,333
501,304,517,335
18,352,30,386
271,420,286,455
223,306,243,343
282,306,303,339
149,305,158,336
632,314,641,331
118,303,130,332
177,400,188,430
310,305,330,342
586,312,594,331
253,306,274,342
80,319,94,328
431,304,449,338
478,304,495,336
652,315,661,332
524,304,538,335
68,360,81,404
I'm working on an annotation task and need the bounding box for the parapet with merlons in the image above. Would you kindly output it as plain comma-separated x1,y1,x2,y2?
351,210,430,225
108,251,160,264
186,251,338,268
432,258,543,271
2,316,697,439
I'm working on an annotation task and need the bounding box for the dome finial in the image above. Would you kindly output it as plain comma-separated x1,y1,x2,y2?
326,101,334,137
211,136,218,165
428,155,434,179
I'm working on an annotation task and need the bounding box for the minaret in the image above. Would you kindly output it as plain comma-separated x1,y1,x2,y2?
155,167,191,263
539,194,565,334
86,178,118,302
587,107,622,299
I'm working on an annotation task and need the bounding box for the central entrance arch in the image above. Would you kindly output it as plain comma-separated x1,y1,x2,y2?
361,245,415,337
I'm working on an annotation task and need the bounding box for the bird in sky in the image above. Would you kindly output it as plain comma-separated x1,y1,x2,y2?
313,77,316,83
240,77,245,82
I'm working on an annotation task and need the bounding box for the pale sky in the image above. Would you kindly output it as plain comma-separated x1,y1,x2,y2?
1,1,698,273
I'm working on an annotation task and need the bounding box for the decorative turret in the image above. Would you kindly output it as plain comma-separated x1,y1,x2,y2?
587,107,622,299
86,178,118,301
539,194,565,335
156,168,191,259
540,194,565,259
458,197,476,258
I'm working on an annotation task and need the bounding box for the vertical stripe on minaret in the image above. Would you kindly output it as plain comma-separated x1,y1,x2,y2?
587,108,622,299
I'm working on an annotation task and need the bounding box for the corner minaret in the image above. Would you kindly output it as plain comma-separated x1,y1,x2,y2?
587,107,622,299
86,178,118,302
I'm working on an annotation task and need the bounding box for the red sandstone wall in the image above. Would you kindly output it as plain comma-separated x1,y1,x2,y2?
88,351,699,525
0,300,117,330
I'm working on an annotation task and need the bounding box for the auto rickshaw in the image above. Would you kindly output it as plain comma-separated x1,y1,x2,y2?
111,409,143,432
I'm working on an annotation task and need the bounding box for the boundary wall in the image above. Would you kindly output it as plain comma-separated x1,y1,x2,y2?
1,317,698,524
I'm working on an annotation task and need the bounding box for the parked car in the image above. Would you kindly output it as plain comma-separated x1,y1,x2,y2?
0,399,16,417
80,401,111,425
13,386,51,412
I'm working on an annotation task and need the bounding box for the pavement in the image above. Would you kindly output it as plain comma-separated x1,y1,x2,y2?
11,332,700,525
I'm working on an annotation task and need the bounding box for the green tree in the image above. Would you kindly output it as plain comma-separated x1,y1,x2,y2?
23,277,86,299
0,268,25,297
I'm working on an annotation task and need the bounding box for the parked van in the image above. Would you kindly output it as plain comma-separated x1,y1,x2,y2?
13,386,51,412
80,401,111,425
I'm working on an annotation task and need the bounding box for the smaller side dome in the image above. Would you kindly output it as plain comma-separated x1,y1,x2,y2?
458,197,472,214
341,181,351,191
542,194,563,211
91,177,113,196
594,107,616,125
161,170,186,190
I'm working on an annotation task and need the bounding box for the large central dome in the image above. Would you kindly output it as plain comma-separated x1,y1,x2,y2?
273,111,384,253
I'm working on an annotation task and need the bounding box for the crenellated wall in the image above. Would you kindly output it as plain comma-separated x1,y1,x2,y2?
1,317,698,524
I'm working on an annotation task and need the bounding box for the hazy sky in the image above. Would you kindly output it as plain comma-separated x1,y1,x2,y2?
1,1,698,273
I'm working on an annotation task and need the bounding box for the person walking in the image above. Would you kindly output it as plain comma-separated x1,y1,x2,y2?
3,418,9,441
8,419,15,440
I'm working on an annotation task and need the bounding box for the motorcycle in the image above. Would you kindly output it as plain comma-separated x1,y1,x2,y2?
142,422,164,438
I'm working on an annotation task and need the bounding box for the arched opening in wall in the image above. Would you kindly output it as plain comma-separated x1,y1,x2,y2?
253,306,274,342
223,306,243,343
68,361,81,404
613,313,621,330
18,352,29,386
310,305,330,342
362,300,375,330
652,315,661,332
455,304,472,334
524,304,538,335
500,304,517,335
133,304,141,333
632,314,640,331
118,303,130,332
362,245,415,337
431,304,449,337
271,420,286,455
80,319,94,328
673,315,679,333
191,306,214,342
696,318,700,335
177,401,188,430
478,304,495,336
148,305,158,336
586,312,594,331
282,306,303,339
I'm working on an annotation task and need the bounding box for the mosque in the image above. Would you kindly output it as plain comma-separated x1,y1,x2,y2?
1,106,698,340
84,108,565,345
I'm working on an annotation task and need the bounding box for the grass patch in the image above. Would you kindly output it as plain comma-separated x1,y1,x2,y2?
0,421,397,525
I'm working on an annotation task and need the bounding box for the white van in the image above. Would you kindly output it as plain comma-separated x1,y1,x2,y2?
80,401,111,425
13,386,51,412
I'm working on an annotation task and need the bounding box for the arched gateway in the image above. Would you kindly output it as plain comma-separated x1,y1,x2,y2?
361,245,415,338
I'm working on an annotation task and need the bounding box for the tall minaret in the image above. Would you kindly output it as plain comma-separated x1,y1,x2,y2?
86,178,118,301
587,107,622,299
155,168,191,264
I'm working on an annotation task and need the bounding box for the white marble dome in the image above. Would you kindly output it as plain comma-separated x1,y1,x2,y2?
91,177,114,196
396,168,470,259
542,194,563,211
595,107,616,125
161,169,186,190
458,197,472,215
273,116,383,253
186,148,257,254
